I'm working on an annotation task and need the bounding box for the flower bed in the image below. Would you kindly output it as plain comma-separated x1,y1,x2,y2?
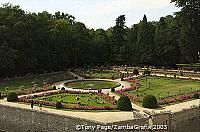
158,92,199,105
18,90,117,110
115,79,140,101
117,78,200,106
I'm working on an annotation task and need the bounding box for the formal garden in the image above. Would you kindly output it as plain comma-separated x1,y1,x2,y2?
0,72,74,98
116,75,200,108
1,67,199,111
17,90,117,110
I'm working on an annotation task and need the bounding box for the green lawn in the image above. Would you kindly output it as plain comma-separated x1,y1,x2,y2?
65,80,119,89
127,77,200,102
0,71,73,93
35,93,112,106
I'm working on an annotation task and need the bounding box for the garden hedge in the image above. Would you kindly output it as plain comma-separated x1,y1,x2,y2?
142,95,157,108
53,86,57,90
117,96,132,111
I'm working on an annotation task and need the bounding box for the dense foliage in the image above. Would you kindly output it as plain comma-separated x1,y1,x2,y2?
0,2,199,77
7,92,18,102
117,95,132,111
142,95,158,108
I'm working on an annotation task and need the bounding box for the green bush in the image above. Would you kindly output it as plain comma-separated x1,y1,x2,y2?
7,92,18,102
61,87,65,90
142,95,157,109
143,69,151,76
133,69,139,75
117,96,132,111
111,87,115,92
193,93,199,99
56,102,63,109
53,86,56,90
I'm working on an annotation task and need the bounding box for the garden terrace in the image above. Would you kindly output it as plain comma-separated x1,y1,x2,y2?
0,71,74,97
18,90,117,110
117,77,200,106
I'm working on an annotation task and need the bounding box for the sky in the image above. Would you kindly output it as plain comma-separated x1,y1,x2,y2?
0,0,180,29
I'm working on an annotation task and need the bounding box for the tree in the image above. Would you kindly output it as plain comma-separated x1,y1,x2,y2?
171,0,200,63
137,15,155,64
153,16,180,66
112,15,127,64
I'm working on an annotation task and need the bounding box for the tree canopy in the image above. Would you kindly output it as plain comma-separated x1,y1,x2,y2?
0,2,199,77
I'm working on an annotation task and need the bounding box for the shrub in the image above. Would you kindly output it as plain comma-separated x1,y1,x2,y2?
111,87,115,92
117,96,132,111
143,69,151,76
61,87,65,90
53,86,57,90
142,95,157,109
193,93,199,99
133,69,139,75
7,92,18,102
56,102,62,109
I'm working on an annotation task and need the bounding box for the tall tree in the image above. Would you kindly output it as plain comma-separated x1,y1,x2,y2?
112,15,127,64
172,0,200,63
137,15,154,64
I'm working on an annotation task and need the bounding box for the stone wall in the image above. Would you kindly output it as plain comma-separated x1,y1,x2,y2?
0,104,199,132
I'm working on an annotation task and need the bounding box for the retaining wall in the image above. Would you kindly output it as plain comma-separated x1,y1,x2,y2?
0,105,199,132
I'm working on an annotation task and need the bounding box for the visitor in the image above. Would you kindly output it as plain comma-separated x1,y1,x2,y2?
39,101,42,110
148,115,153,132
31,100,34,109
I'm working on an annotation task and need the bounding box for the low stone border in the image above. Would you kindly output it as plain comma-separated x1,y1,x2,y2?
54,79,121,91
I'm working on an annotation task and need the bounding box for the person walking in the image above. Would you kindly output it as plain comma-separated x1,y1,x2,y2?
39,100,42,110
148,115,153,132
31,100,34,109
